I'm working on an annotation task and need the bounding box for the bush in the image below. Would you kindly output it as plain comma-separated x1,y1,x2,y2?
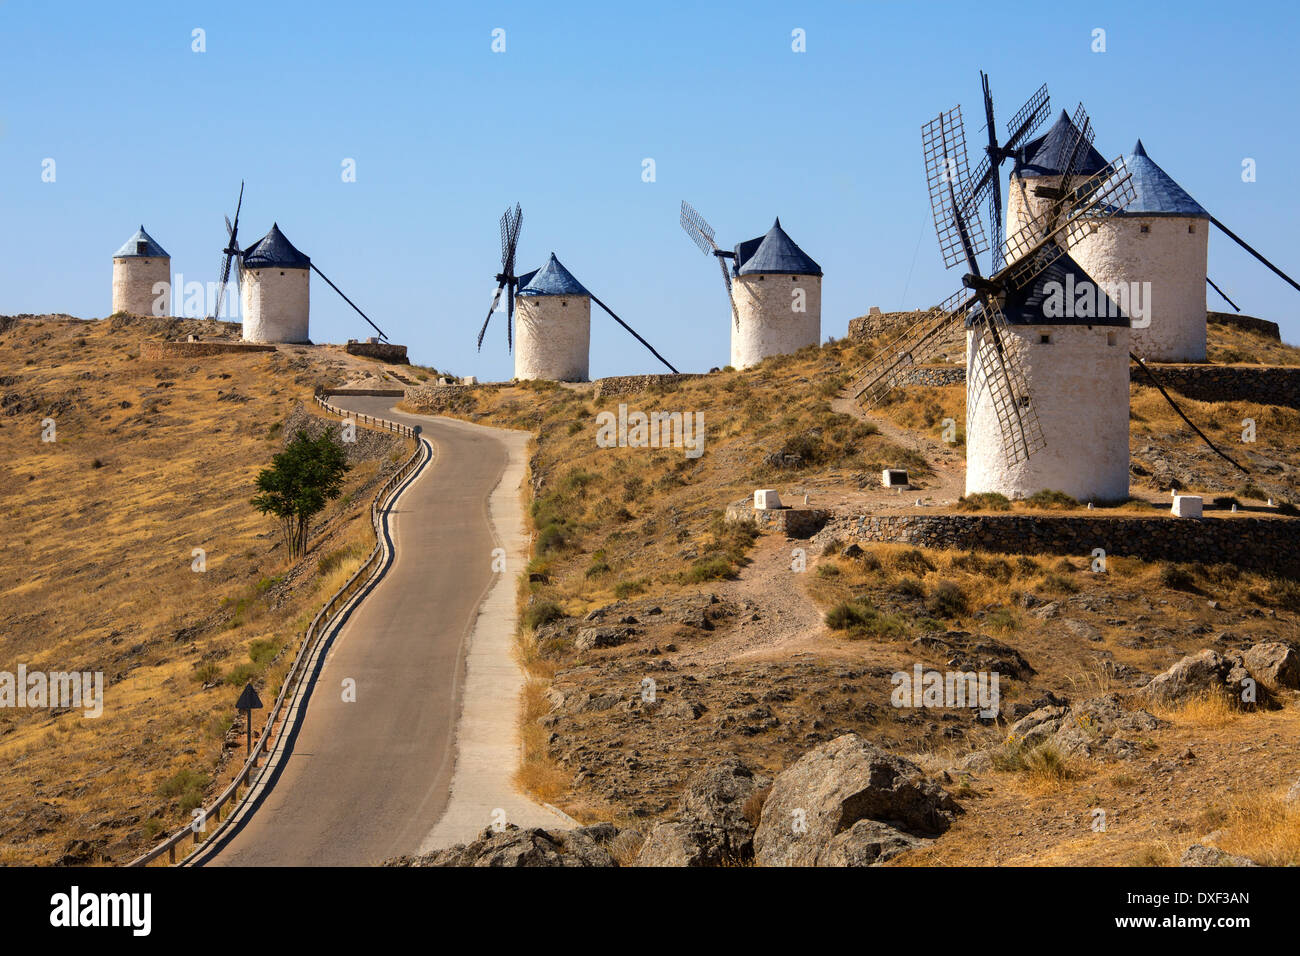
585,551,611,578
820,537,844,558
817,563,840,578
926,579,968,618
1024,489,1078,510
891,549,934,576
1158,563,1199,593
893,576,926,599
684,555,735,583
614,578,648,600
825,602,910,640
248,639,278,666
223,663,258,686
157,769,210,813
955,492,1011,511
536,522,568,554
524,601,564,630
1039,573,1078,595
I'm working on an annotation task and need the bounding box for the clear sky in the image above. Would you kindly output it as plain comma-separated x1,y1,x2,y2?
2,0,1297,376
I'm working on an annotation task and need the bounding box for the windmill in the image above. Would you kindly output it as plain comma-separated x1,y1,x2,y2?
679,201,739,327
209,181,245,321
477,202,679,377
847,94,1136,470
477,203,524,352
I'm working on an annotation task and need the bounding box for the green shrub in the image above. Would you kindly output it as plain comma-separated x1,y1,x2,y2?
817,563,841,578
926,579,968,618
893,576,926,599
892,549,934,575
248,639,278,666
1024,489,1078,510
955,492,1011,511
585,552,611,578
1158,563,1199,592
524,601,564,630
825,602,910,640
157,769,210,813
614,578,648,600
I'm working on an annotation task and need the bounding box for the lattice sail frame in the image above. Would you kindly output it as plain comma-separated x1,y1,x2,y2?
680,200,739,328
923,107,988,269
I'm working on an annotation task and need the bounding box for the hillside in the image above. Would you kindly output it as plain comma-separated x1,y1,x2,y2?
402,319,1300,864
3,312,1297,867
0,315,410,864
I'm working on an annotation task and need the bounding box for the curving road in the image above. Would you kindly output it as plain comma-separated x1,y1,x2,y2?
193,398,541,866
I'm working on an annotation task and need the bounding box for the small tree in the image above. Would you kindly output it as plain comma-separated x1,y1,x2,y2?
251,429,350,560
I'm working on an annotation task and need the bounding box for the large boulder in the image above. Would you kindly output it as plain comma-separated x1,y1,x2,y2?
1049,694,1162,760
1180,844,1259,867
1139,649,1252,706
635,757,767,867
389,824,619,867
817,819,929,867
1243,642,1300,690
753,734,960,867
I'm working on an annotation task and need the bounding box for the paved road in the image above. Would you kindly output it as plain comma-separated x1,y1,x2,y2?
197,397,512,866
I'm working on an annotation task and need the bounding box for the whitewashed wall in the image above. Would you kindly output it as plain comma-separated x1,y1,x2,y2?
1069,216,1208,362
111,257,171,316
731,273,821,369
241,267,310,343
965,323,1130,502
514,295,591,381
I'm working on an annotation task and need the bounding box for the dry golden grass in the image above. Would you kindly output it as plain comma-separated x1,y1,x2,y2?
1150,691,1242,729
0,315,403,863
1216,790,1300,865
1206,318,1300,366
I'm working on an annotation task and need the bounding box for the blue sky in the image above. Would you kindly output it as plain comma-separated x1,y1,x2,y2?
2,0,1297,376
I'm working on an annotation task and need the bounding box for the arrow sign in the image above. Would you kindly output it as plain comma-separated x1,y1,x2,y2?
236,683,263,757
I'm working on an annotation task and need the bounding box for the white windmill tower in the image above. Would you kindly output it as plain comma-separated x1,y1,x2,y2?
680,203,822,370
846,80,1141,503
111,226,171,316
513,253,593,382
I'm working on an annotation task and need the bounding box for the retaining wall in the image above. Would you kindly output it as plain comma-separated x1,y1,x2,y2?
345,341,409,363
846,513,1299,578
140,341,275,359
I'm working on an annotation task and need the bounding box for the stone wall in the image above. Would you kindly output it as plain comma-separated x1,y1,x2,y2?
725,498,829,538
140,341,276,359
1208,312,1281,341
345,341,408,363
845,513,1299,578
592,373,703,400
883,363,1300,408
1133,364,1300,409
900,366,965,387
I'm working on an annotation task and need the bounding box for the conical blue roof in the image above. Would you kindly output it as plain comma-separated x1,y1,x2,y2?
242,223,311,269
968,253,1127,327
517,253,589,297
1015,110,1108,179
1114,140,1208,218
113,225,169,258
735,219,822,276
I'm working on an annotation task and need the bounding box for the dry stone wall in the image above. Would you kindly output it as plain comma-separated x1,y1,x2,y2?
846,513,1299,578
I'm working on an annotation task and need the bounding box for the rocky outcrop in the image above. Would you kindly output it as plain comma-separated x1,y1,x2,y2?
635,758,767,867
1180,844,1259,867
1242,641,1300,690
1005,694,1162,762
387,823,622,867
1140,649,1254,706
753,734,959,867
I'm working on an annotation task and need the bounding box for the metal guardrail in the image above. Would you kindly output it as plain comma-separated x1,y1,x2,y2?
128,397,425,866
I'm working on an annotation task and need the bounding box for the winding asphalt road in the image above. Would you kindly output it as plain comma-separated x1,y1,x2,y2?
194,398,514,866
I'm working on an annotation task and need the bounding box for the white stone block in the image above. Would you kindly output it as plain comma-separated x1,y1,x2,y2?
1172,495,1203,518
881,468,909,488
462,376,478,385
754,489,783,510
